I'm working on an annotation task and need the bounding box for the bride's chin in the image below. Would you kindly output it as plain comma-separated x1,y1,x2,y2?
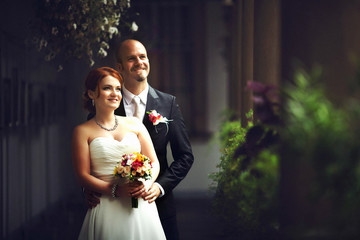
107,104,120,109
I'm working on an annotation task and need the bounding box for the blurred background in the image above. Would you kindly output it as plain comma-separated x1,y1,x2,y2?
1,0,360,239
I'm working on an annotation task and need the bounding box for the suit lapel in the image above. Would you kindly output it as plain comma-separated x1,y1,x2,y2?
145,86,160,114
144,86,160,127
116,98,126,116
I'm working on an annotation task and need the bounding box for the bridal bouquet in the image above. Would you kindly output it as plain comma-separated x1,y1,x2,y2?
114,152,152,208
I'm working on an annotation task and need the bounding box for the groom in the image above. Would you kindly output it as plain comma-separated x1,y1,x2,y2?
87,39,194,240
116,39,194,240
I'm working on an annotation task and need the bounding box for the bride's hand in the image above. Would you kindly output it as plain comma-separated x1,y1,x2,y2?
127,181,146,198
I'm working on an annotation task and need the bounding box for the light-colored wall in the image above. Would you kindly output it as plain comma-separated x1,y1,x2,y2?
173,1,228,195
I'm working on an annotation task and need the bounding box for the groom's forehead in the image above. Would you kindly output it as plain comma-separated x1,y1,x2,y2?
126,48,147,57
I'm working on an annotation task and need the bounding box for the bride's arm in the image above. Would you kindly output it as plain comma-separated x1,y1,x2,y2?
71,125,114,197
137,122,160,185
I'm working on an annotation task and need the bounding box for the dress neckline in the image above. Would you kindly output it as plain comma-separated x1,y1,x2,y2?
89,132,137,146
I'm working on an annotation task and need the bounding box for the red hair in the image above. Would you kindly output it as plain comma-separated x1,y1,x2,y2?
83,67,123,113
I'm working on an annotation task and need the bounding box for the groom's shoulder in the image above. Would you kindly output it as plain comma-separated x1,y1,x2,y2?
150,86,176,101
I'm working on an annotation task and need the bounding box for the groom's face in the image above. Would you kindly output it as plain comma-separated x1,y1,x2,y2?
117,41,150,84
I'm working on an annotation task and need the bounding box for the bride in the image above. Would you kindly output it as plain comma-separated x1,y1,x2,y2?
72,67,166,240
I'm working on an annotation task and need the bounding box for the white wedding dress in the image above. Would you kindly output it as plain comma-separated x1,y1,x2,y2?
78,132,166,240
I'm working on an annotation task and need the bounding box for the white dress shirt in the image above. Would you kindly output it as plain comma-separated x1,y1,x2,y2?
122,84,148,120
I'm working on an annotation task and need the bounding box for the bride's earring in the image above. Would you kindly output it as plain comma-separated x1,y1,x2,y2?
92,99,94,106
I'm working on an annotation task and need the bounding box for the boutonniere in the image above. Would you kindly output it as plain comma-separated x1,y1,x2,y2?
147,110,173,135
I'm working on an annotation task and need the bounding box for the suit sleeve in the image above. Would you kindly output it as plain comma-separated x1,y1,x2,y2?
156,97,194,193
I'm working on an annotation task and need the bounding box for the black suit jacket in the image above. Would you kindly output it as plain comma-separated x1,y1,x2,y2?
115,86,194,219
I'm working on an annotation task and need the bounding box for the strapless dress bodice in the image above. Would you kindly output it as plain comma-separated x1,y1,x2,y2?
78,131,166,240
89,132,140,182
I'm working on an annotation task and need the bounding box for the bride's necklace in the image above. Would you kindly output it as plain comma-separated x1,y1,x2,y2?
95,116,118,131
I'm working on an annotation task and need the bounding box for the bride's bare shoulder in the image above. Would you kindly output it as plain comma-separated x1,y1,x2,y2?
73,120,95,136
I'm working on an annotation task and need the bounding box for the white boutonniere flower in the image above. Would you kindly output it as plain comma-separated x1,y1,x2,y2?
147,110,173,134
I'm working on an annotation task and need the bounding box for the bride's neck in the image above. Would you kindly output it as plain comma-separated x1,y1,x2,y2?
94,111,115,124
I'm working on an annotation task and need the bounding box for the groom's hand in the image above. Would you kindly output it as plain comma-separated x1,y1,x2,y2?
143,184,160,203
84,189,101,209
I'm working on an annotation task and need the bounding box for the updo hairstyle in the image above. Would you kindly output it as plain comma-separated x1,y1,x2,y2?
83,67,123,113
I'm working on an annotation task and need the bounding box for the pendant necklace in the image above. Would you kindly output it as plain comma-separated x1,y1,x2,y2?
95,116,118,131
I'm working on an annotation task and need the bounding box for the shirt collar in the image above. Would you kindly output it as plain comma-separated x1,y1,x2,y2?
123,83,149,105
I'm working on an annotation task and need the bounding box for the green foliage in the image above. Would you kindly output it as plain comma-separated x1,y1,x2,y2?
211,66,360,238
210,111,279,239
281,67,360,227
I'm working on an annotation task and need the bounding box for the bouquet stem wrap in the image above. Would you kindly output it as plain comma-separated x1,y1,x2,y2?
132,197,138,208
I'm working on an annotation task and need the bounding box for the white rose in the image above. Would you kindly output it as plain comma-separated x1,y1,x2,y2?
51,27,58,35
101,41,110,49
131,22,138,32
98,48,107,57
124,166,131,174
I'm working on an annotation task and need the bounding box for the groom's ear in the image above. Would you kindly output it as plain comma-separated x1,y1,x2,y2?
116,62,123,72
